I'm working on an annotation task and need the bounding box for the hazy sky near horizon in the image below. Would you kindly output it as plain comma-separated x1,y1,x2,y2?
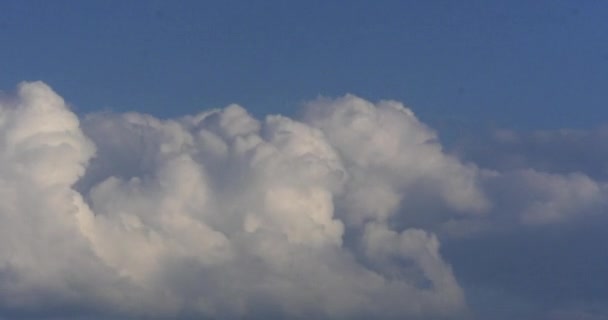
1,1,608,320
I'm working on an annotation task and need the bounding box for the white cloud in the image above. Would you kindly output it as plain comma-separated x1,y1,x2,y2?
6,82,607,319
490,169,607,225
0,82,483,319
304,95,490,227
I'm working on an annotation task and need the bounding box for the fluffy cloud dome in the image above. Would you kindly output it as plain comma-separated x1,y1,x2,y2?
0,82,493,319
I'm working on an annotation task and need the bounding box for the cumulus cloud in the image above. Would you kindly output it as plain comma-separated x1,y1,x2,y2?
0,82,490,319
304,96,489,224
2,82,607,320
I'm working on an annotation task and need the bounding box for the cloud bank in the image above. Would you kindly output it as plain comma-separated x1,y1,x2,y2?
0,82,607,319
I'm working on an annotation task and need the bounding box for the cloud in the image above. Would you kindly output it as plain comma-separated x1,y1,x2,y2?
454,127,608,180
440,126,608,229
0,82,486,319
441,129,608,319
2,82,607,320
304,95,489,229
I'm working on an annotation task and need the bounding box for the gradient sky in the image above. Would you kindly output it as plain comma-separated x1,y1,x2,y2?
1,0,607,130
1,2,608,320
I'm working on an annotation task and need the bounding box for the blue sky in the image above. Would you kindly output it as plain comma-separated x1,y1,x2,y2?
1,0,607,130
1,1,608,320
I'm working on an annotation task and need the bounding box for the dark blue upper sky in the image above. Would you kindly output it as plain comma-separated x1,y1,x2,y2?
1,0,607,131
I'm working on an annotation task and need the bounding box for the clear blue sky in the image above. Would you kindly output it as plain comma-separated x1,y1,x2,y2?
1,0,607,130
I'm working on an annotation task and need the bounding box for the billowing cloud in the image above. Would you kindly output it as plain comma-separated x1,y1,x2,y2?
1,82,607,320
0,82,487,319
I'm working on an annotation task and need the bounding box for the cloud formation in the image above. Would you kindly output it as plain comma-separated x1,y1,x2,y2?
1,82,607,320
0,82,488,319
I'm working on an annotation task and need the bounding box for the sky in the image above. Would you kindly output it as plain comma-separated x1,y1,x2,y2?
2,0,608,129
0,1,608,320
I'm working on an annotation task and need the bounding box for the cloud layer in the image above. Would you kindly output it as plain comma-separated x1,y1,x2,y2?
0,82,607,319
